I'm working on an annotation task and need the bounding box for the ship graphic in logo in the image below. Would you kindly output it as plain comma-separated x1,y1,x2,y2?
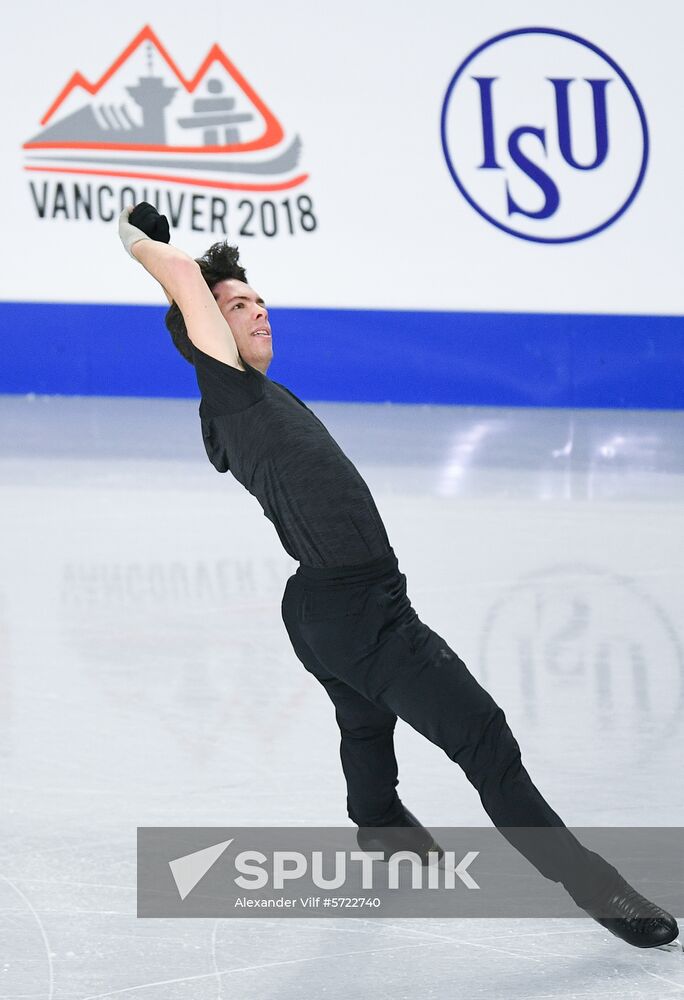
23,25,308,192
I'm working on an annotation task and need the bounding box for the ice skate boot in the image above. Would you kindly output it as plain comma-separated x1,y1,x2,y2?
582,874,679,949
356,807,444,866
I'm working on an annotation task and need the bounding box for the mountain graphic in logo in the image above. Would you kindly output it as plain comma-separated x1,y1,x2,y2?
23,26,308,191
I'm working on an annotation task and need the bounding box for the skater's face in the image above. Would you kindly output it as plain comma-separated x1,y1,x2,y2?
212,278,273,374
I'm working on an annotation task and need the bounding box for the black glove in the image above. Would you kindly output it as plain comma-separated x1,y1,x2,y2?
129,202,170,244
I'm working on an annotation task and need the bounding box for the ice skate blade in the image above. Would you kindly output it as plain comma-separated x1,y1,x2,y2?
656,937,683,953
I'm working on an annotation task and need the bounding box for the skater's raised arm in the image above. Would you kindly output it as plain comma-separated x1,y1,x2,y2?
118,206,242,369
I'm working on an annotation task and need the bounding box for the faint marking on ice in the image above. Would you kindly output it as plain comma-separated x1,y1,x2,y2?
638,963,684,993
76,938,508,999
352,918,544,963
280,918,598,943
6,878,137,891
1,875,54,1000
211,919,222,1000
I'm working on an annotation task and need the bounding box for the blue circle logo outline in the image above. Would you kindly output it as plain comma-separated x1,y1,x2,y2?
440,27,650,244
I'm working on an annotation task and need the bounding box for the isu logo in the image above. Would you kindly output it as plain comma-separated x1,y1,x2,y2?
440,28,649,243
23,26,317,237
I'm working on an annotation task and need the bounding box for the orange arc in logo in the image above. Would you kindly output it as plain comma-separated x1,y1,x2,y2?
24,25,285,154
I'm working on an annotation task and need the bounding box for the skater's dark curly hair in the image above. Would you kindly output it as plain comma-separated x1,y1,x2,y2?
164,242,248,363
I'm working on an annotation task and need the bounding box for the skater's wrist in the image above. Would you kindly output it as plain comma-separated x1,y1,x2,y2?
118,206,151,259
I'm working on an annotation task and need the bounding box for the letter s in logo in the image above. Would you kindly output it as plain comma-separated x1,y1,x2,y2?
506,126,560,219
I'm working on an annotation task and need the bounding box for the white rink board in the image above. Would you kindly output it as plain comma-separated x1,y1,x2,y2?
1,0,683,315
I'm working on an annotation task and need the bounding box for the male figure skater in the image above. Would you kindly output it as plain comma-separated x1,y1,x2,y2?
118,203,679,949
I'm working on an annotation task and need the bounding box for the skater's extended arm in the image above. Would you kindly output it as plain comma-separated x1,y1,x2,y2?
118,207,242,369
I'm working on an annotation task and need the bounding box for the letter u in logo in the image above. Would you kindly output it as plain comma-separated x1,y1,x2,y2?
549,78,611,170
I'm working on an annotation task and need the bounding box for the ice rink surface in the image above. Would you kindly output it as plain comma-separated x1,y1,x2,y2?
1,393,683,999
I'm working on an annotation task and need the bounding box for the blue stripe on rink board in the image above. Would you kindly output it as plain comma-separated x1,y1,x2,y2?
2,301,683,409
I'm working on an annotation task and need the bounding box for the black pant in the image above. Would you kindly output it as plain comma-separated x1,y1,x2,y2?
280,547,619,906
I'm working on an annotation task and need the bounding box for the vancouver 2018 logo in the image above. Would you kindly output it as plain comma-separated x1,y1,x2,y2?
23,25,317,237
440,28,649,244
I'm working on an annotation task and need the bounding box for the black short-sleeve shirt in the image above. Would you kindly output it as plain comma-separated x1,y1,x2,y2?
192,344,391,567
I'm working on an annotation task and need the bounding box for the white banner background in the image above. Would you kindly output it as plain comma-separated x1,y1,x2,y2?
1,0,682,315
